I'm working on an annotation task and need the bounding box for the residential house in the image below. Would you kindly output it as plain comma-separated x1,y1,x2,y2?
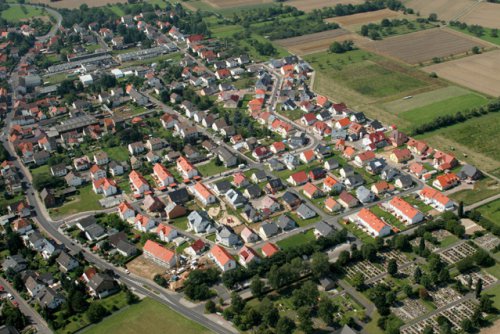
209,245,236,272
244,184,262,199
191,182,217,206
233,172,249,188
303,182,322,199
390,148,412,164
296,203,316,220
356,186,375,204
259,222,279,240
40,188,56,208
433,151,458,171
338,191,359,209
92,178,117,197
50,164,67,177
143,195,165,213
128,142,145,155
117,201,135,220
419,187,455,212
433,173,460,191
265,178,284,194
299,150,316,164
355,208,391,237
216,226,239,247
93,151,109,165
261,243,280,258
188,210,214,234
324,197,341,212
344,174,364,189
134,214,156,232
153,163,174,189
276,214,296,231
12,218,32,235
324,158,339,171
287,170,308,186
281,191,301,210
90,165,106,180
458,165,482,181
157,224,178,243
143,240,177,268
238,246,259,267
109,161,124,177
371,181,392,196
56,252,79,272
129,170,150,196
395,175,413,189
176,156,198,179
388,197,424,225
240,226,259,244
225,189,247,209
314,221,333,238
323,175,342,194
65,172,83,187
185,239,207,257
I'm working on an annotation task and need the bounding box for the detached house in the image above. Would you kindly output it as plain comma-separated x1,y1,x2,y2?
433,173,459,191
153,163,174,189
287,170,308,186
209,245,236,272
157,224,178,243
129,170,150,196
117,201,135,220
419,187,455,212
191,182,217,206
134,214,156,232
144,240,177,268
176,156,198,179
90,164,106,180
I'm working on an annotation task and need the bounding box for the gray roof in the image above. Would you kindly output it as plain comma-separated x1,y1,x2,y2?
77,216,97,229
396,174,413,187
56,251,77,268
85,224,106,240
214,180,232,193
116,240,137,256
88,273,118,294
276,214,296,230
296,203,315,218
260,222,279,237
244,184,261,198
315,221,333,237
459,164,481,178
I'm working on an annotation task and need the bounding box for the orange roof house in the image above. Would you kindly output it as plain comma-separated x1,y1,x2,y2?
261,242,280,258
356,208,391,237
143,240,176,268
388,197,424,224
209,245,236,272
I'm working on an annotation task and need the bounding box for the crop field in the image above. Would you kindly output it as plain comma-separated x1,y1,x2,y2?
403,0,480,21
1,5,48,22
461,2,500,29
399,93,488,125
362,28,488,64
417,112,500,173
287,0,364,12
325,9,402,27
274,29,358,55
29,0,129,9
423,49,500,97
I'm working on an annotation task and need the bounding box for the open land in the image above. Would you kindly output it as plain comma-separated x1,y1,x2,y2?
398,93,488,125
83,298,212,334
418,113,500,173
361,28,489,64
477,199,500,225
325,9,403,27
287,0,364,12
423,49,500,97
1,5,47,22
461,2,500,29
274,29,358,55
403,0,481,22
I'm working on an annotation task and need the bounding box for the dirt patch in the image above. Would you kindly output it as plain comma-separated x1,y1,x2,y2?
480,318,500,334
361,28,489,64
127,255,166,280
202,0,272,8
287,0,364,12
325,9,402,26
404,0,480,21
461,2,500,29
30,0,128,9
423,49,500,97
275,29,361,55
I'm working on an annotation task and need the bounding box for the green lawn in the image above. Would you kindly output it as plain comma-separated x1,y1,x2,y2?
83,297,211,334
276,229,316,250
31,165,50,178
449,177,500,206
197,159,228,177
274,161,321,180
399,93,489,126
43,72,74,85
485,283,500,310
304,50,428,99
342,221,376,244
290,212,322,228
1,5,47,22
119,52,182,68
439,235,460,248
450,26,500,46
184,0,277,16
50,184,102,219
477,199,500,226
103,146,129,162
484,263,500,280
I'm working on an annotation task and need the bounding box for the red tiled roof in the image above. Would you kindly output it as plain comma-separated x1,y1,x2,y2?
144,240,175,263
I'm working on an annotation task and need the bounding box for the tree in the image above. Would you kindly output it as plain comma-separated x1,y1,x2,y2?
480,294,495,313
387,259,398,277
422,326,434,334
250,275,264,298
126,289,139,304
419,288,431,301
318,298,337,326
231,292,245,313
414,267,422,283
297,307,314,334
259,298,279,328
458,201,464,218
291,281,319,309
361,243,377,262
2,303,27,329
460,318,473,332
352,272,365,290
311,252,330,279
472,46,481,54
205,300,216,313
276,316,296,334
475,278,483,298
337,250,350,266
86,303,108,323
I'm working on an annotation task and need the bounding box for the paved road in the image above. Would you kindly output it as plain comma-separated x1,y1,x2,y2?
0,277,52,334
465,193,500,212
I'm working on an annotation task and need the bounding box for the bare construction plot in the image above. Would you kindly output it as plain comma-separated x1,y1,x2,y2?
274,29,358,55
404,0,481,22
325,9,402,26
362,28,488,64
424,49,500,97
287,0,364,12
461,2,500,29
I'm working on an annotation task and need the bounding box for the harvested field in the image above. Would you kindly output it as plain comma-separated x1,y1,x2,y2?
202,0,272,8
423,49,500,97
404,0,480,21
325,9,402,26
275,29,358,55
29,0,128,8
461,2,500,29
287,0,364,12
362,28,488,64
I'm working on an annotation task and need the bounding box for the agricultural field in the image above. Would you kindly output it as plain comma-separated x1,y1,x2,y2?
398,92,488,126
403,0,480,22
461,2,500,29
362,28,488,64
417,112,500,174
83,298,211,334
477,199,500,225
450,25,500,46
305,50,430,101
274,29,357,55
183,0,276,14
325,8,403,27
287,0,364,12
200,0,272,8
423,49,500,97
